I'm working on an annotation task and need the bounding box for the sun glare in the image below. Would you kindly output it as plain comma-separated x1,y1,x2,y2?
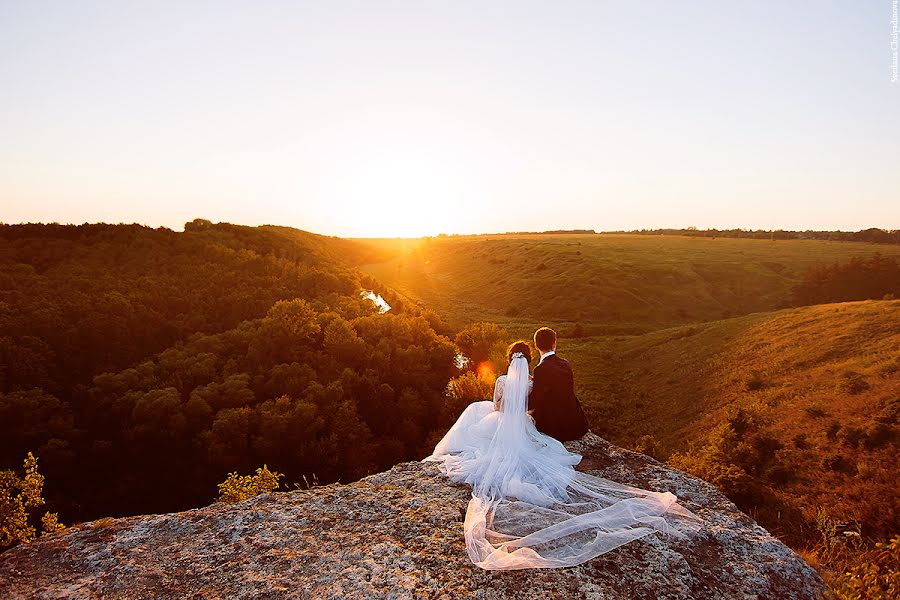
316,148,472,238
304,111,500,238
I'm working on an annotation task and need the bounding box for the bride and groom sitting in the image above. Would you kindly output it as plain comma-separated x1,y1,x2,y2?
429,326,589,470
500,327,589,442
427,325,701,570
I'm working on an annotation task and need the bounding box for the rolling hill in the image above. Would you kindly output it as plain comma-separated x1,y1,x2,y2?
357,233,900,333
567,300,898,544
358,233,898,554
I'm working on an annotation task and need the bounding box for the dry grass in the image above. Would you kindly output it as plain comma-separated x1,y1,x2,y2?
572,300,899,544
357,233,899,549
357,233,900,331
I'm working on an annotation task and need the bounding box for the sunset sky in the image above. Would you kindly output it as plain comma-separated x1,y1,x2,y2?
1,1,897,237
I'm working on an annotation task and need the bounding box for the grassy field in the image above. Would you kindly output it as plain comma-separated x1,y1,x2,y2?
590,300,898,545
357,233,899,558
568,301,897,445
357,234,900,333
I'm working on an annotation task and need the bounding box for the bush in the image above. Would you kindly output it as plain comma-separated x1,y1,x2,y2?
841,426,867,449
744,370,765,391
669,450,753,498
633,434,662,460
1,453,64,550
863,422,895,449
805,403,828,418
840,372,870,395
442,371,495,425
217,465,284,503
828,535,900,599
822,454,855,475
764,464,793,485
567,323,586,338
454,322,509,371
750,433,783,468
826,421,842,441
812,509,899,599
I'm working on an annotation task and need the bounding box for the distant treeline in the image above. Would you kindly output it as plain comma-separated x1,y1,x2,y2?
435,229,597,237
510,229,597,235
605,227,899,244
0,221,456,529
793,254,900,305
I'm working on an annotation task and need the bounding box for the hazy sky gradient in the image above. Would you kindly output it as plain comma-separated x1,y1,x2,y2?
1,1,897,236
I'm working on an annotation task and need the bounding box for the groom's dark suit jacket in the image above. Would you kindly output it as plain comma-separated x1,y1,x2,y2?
529,353,590,442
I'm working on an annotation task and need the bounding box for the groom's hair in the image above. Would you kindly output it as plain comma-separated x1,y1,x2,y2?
534,327,557,352
506,341,533,364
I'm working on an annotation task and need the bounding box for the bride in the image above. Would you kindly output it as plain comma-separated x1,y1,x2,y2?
425,341,701,570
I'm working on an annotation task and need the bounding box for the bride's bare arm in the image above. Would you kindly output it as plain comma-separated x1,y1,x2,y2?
493,377,503,411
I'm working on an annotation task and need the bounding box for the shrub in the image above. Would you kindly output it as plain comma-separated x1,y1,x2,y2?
217,465,284,503
744,370,765,391
1,453,64,550
669,450,753,498
764,464,793,485
828,535,900,599
855,459,876,481
567,323,586,338
841,426,867,449
633,434,662,461
863,422,895,450
812,509,899,599
443,371,495,422
822,454,855,475
793,433,809,449
805,403,828,418
826,421,842,441
840,371,869,395
750,433,783,468
454,322,509,370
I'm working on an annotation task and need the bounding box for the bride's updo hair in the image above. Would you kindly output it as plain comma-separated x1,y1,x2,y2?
506,340,533,364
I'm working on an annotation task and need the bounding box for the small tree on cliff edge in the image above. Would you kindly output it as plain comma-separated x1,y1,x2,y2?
1,452,65,550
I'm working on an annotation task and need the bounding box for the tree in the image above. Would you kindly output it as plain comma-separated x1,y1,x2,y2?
454,322,509,372
1,453,64,550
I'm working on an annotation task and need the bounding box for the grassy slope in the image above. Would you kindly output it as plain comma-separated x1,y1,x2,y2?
357,235,898,545
570,300,898,448
570,300,899,543
357,234,900,333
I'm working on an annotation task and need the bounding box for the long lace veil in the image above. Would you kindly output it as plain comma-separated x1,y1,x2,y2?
440,355,701,570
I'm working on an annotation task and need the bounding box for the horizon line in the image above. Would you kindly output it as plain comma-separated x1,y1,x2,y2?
1,219,898,240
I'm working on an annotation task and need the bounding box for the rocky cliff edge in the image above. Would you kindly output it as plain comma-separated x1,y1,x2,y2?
0,433,824,599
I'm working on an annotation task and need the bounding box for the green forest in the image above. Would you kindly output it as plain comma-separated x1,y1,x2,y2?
0,221,457,527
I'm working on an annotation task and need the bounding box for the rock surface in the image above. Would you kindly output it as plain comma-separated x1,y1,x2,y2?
0,433,824,599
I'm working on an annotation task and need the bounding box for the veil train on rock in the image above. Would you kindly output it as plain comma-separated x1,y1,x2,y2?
425,354,702,570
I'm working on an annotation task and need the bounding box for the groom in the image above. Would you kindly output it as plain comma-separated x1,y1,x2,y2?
529,327,590,442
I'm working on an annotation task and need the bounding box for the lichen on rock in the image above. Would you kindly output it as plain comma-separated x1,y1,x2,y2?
0,433,824,599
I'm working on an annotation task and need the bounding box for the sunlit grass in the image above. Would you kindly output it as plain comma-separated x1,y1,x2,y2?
358,234,899,554
358,234,900,332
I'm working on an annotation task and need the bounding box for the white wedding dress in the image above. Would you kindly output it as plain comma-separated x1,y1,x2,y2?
425,355,701,570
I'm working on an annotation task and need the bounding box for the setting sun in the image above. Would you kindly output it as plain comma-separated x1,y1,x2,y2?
313,146,474,238
2,3,895,235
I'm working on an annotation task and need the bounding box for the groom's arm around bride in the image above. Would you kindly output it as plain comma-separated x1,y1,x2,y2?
529,327,590,442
